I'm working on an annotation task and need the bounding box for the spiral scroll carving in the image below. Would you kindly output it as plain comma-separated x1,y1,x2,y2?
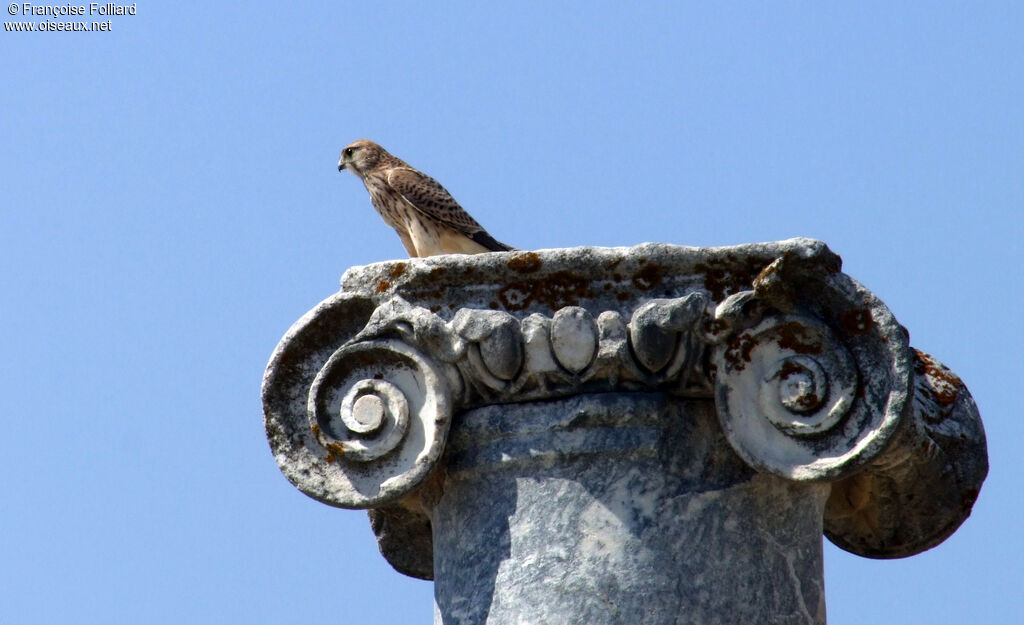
714,313,908,481
304,339,453,507
263,240,985,580
266,243,917,501
313,377,410,462
752,321,857,437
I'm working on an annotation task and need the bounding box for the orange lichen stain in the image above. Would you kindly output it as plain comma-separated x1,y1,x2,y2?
697,264,730,300
497,281,534,311
723,333,758,371
775,322,823,355
754,258,781,285
540,271,591,308
706,318,729,338
388,262,407,278
777,359,806,380
913,349,961,406
310,424,321,437
325,451,337,463
497,271,591,312
695,255,768,300
376,280,391,292
841,308,874,335
507,251,542,274
631,264,663,291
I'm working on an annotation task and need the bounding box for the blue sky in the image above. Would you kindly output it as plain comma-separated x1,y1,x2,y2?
3,2,1021,623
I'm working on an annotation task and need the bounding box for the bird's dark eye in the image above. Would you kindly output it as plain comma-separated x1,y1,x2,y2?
344,147,354,157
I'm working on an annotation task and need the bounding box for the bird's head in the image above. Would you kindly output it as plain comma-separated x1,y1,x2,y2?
338,139,386,178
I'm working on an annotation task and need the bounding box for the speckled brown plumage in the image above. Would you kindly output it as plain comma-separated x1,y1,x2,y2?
338,139,514,257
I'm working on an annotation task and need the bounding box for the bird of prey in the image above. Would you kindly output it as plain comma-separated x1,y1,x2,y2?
338,139,514,257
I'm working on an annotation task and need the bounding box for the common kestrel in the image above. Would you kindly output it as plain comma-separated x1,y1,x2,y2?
338,139,514,257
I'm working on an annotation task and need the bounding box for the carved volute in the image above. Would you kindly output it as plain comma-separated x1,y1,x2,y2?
262,238,987,624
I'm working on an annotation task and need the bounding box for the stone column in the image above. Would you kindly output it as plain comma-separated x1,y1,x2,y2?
262,239,987,625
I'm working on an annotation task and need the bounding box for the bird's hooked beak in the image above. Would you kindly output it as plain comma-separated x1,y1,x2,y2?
337,159,346,171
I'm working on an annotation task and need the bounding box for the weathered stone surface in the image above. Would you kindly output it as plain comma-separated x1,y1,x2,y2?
824,350,988,558
434,394,828,625
262,238,988,624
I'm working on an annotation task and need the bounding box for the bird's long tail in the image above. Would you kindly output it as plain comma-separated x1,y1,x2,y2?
470,230,516,252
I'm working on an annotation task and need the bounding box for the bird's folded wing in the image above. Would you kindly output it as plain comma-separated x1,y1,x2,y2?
386,167,485,233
